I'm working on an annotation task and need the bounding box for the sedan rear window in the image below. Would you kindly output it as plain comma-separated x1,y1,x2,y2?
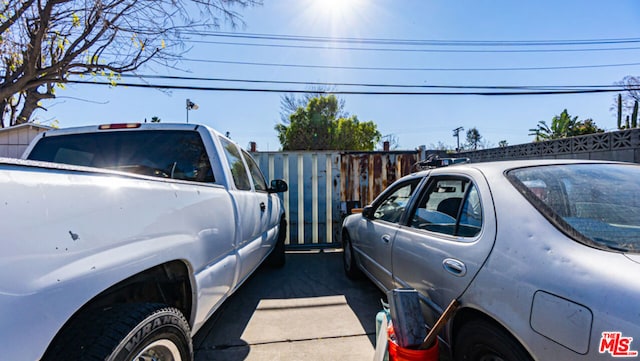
507,163,640,253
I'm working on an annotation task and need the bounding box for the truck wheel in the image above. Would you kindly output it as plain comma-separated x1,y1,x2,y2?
266,218,287,267
454,320,532,361
343,233,362,279
42,303,192,361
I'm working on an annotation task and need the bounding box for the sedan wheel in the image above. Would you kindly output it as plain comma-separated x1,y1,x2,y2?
343,233,362,279
454,320,532,361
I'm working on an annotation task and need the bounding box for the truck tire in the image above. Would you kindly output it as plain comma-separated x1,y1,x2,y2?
42,303,192,361
266,218,287,267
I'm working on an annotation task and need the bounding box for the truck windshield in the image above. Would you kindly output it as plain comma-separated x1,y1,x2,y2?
27,130,214,183
507,163,640,253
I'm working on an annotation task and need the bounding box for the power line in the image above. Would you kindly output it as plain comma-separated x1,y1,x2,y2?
180,58,640,72
65,79,638,96
187,39,640,54
185,31,640,47
118,73,623,90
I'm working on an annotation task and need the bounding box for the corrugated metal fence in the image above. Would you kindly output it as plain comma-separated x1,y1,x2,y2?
253,151,420,248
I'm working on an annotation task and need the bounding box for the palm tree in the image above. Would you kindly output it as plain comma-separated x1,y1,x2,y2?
529,109,576,141
529,109,603,141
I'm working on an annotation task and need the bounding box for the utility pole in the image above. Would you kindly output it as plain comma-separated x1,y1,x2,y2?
453,126,464,153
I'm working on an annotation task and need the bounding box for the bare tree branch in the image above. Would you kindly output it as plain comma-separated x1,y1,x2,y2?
0,0,36,35
1,0,261,127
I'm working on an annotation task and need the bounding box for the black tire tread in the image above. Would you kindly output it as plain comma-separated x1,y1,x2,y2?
343,233,363,279
42,303,191,361
266,218,287,267
454,319,532,361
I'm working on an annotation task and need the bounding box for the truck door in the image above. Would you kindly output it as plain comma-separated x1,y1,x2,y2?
240,148,277,258
219,138,269,285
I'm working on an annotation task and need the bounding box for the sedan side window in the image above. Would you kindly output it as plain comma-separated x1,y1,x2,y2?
410,178,482,237
458,184,482,237
372,180,420,223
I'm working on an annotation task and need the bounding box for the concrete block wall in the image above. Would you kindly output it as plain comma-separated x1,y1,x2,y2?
461,129,640,164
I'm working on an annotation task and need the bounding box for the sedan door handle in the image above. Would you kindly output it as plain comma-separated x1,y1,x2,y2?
381,234,391,243
443,258,467,277
260,202,266,212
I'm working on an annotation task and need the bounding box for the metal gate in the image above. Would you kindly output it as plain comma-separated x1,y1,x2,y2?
253,151,419,248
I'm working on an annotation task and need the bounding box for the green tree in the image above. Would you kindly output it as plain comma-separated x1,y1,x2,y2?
465,127,482,150
529,109,603,141
1,0,260,128
573,118,604,136
279,87,346,123
275,95,381,151
334,116,381,150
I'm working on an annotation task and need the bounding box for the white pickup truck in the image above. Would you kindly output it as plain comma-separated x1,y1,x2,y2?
0,123,288,361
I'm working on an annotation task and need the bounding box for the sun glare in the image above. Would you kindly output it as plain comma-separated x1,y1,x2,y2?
324,0,358,17
294,0,374,43
309,0,366,24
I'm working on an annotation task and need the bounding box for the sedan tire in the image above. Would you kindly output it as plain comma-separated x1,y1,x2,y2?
343,232,362,279
454,320,532,361
43,303,192,361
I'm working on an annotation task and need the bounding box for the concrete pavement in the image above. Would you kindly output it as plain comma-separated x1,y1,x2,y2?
193,249,385,361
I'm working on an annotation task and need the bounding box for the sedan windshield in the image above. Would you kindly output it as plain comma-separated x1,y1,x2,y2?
507,163,640,253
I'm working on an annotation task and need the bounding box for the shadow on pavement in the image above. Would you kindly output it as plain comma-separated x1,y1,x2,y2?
193,249,385,360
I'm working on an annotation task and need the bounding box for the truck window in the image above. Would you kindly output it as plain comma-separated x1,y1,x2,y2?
27,130,215,183
219,137,252,191
242,149,267,192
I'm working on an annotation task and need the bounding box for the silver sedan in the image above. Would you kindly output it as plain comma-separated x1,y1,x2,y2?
341,159,640,361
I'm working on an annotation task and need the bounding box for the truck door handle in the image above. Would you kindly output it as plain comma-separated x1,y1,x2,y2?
381,234,391,243
443,258,467,277
260,202,266,212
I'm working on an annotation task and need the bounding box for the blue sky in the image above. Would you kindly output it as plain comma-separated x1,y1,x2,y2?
38,0,640,150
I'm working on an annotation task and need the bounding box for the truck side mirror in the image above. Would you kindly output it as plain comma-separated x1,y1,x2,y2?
268,179,288,193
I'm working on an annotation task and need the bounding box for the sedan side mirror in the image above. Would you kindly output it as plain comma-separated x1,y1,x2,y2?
362,205,374,219
268,179,288,193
